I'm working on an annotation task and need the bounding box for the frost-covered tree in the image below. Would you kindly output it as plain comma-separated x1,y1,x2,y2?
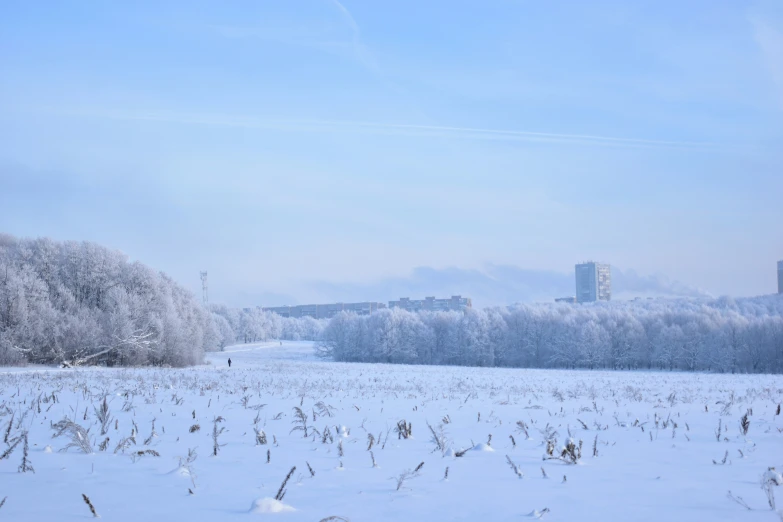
208,304,326,346
314,293,783,373
0,234,217,367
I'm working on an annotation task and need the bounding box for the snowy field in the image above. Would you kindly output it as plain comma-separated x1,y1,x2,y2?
1,341,782,521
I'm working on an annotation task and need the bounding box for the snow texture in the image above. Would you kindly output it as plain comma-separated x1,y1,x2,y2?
0,340,781,521
249,498,295,513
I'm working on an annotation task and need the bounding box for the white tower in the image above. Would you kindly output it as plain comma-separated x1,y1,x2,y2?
200,271,208,305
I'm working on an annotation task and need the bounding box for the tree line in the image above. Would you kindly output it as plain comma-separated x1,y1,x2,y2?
317,296,783,373
4,234,781,373
208,303,326,345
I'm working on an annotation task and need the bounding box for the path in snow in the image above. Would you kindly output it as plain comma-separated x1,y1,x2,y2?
205,340,320,366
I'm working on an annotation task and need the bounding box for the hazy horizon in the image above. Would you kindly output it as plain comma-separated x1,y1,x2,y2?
211,262,718,309
2,1,782,306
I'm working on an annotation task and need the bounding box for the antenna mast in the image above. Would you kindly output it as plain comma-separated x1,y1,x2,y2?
200,271,208,305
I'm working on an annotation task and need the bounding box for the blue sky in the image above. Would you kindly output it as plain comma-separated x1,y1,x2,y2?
1,0,782,306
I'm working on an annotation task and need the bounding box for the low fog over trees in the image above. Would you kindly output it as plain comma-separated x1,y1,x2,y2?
318,297,783,373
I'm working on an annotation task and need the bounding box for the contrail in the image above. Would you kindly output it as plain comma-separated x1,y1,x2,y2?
42,107,717,149
330,0,360,36
318,120,715,147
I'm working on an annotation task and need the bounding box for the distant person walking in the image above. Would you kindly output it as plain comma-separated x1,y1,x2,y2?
228,358,232,368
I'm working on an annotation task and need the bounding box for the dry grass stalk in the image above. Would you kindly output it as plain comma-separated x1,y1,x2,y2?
506,455,523,478
212,417,225,456
18,432,34,473
393,469,418,491
134,449,160,457
143,418,157,446
739,411,750,436
255,428,267,445
275,466,296,501
314,401,335,418
516,420,530,440
290,407,309,437
427,422,447,454
52,418,93,454
395,420,412,439
713,450,729,465
0,438,20,460
114,435,136,454
82,494,99,518
726,491,751,510
545,439,555,457
94,397,112,436
762,467,780,510
4,413,14,444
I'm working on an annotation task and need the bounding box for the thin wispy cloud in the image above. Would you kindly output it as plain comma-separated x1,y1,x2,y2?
750,15,783,109
208,23,353,57
329,0,379,73
37,107,720,149
331,0,360,36
208,0,379,73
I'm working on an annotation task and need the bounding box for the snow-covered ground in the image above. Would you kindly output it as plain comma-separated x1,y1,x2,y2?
1,341,782,521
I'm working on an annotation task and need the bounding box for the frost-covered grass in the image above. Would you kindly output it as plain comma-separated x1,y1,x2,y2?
1,341,782,521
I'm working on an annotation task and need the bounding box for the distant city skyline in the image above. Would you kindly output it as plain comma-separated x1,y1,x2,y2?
389,295,472,313
262,301,386,320
1,1,781,306
220,262,729,309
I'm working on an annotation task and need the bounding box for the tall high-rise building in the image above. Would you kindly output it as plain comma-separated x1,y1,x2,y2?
575,262,611,303
778,260,783,294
